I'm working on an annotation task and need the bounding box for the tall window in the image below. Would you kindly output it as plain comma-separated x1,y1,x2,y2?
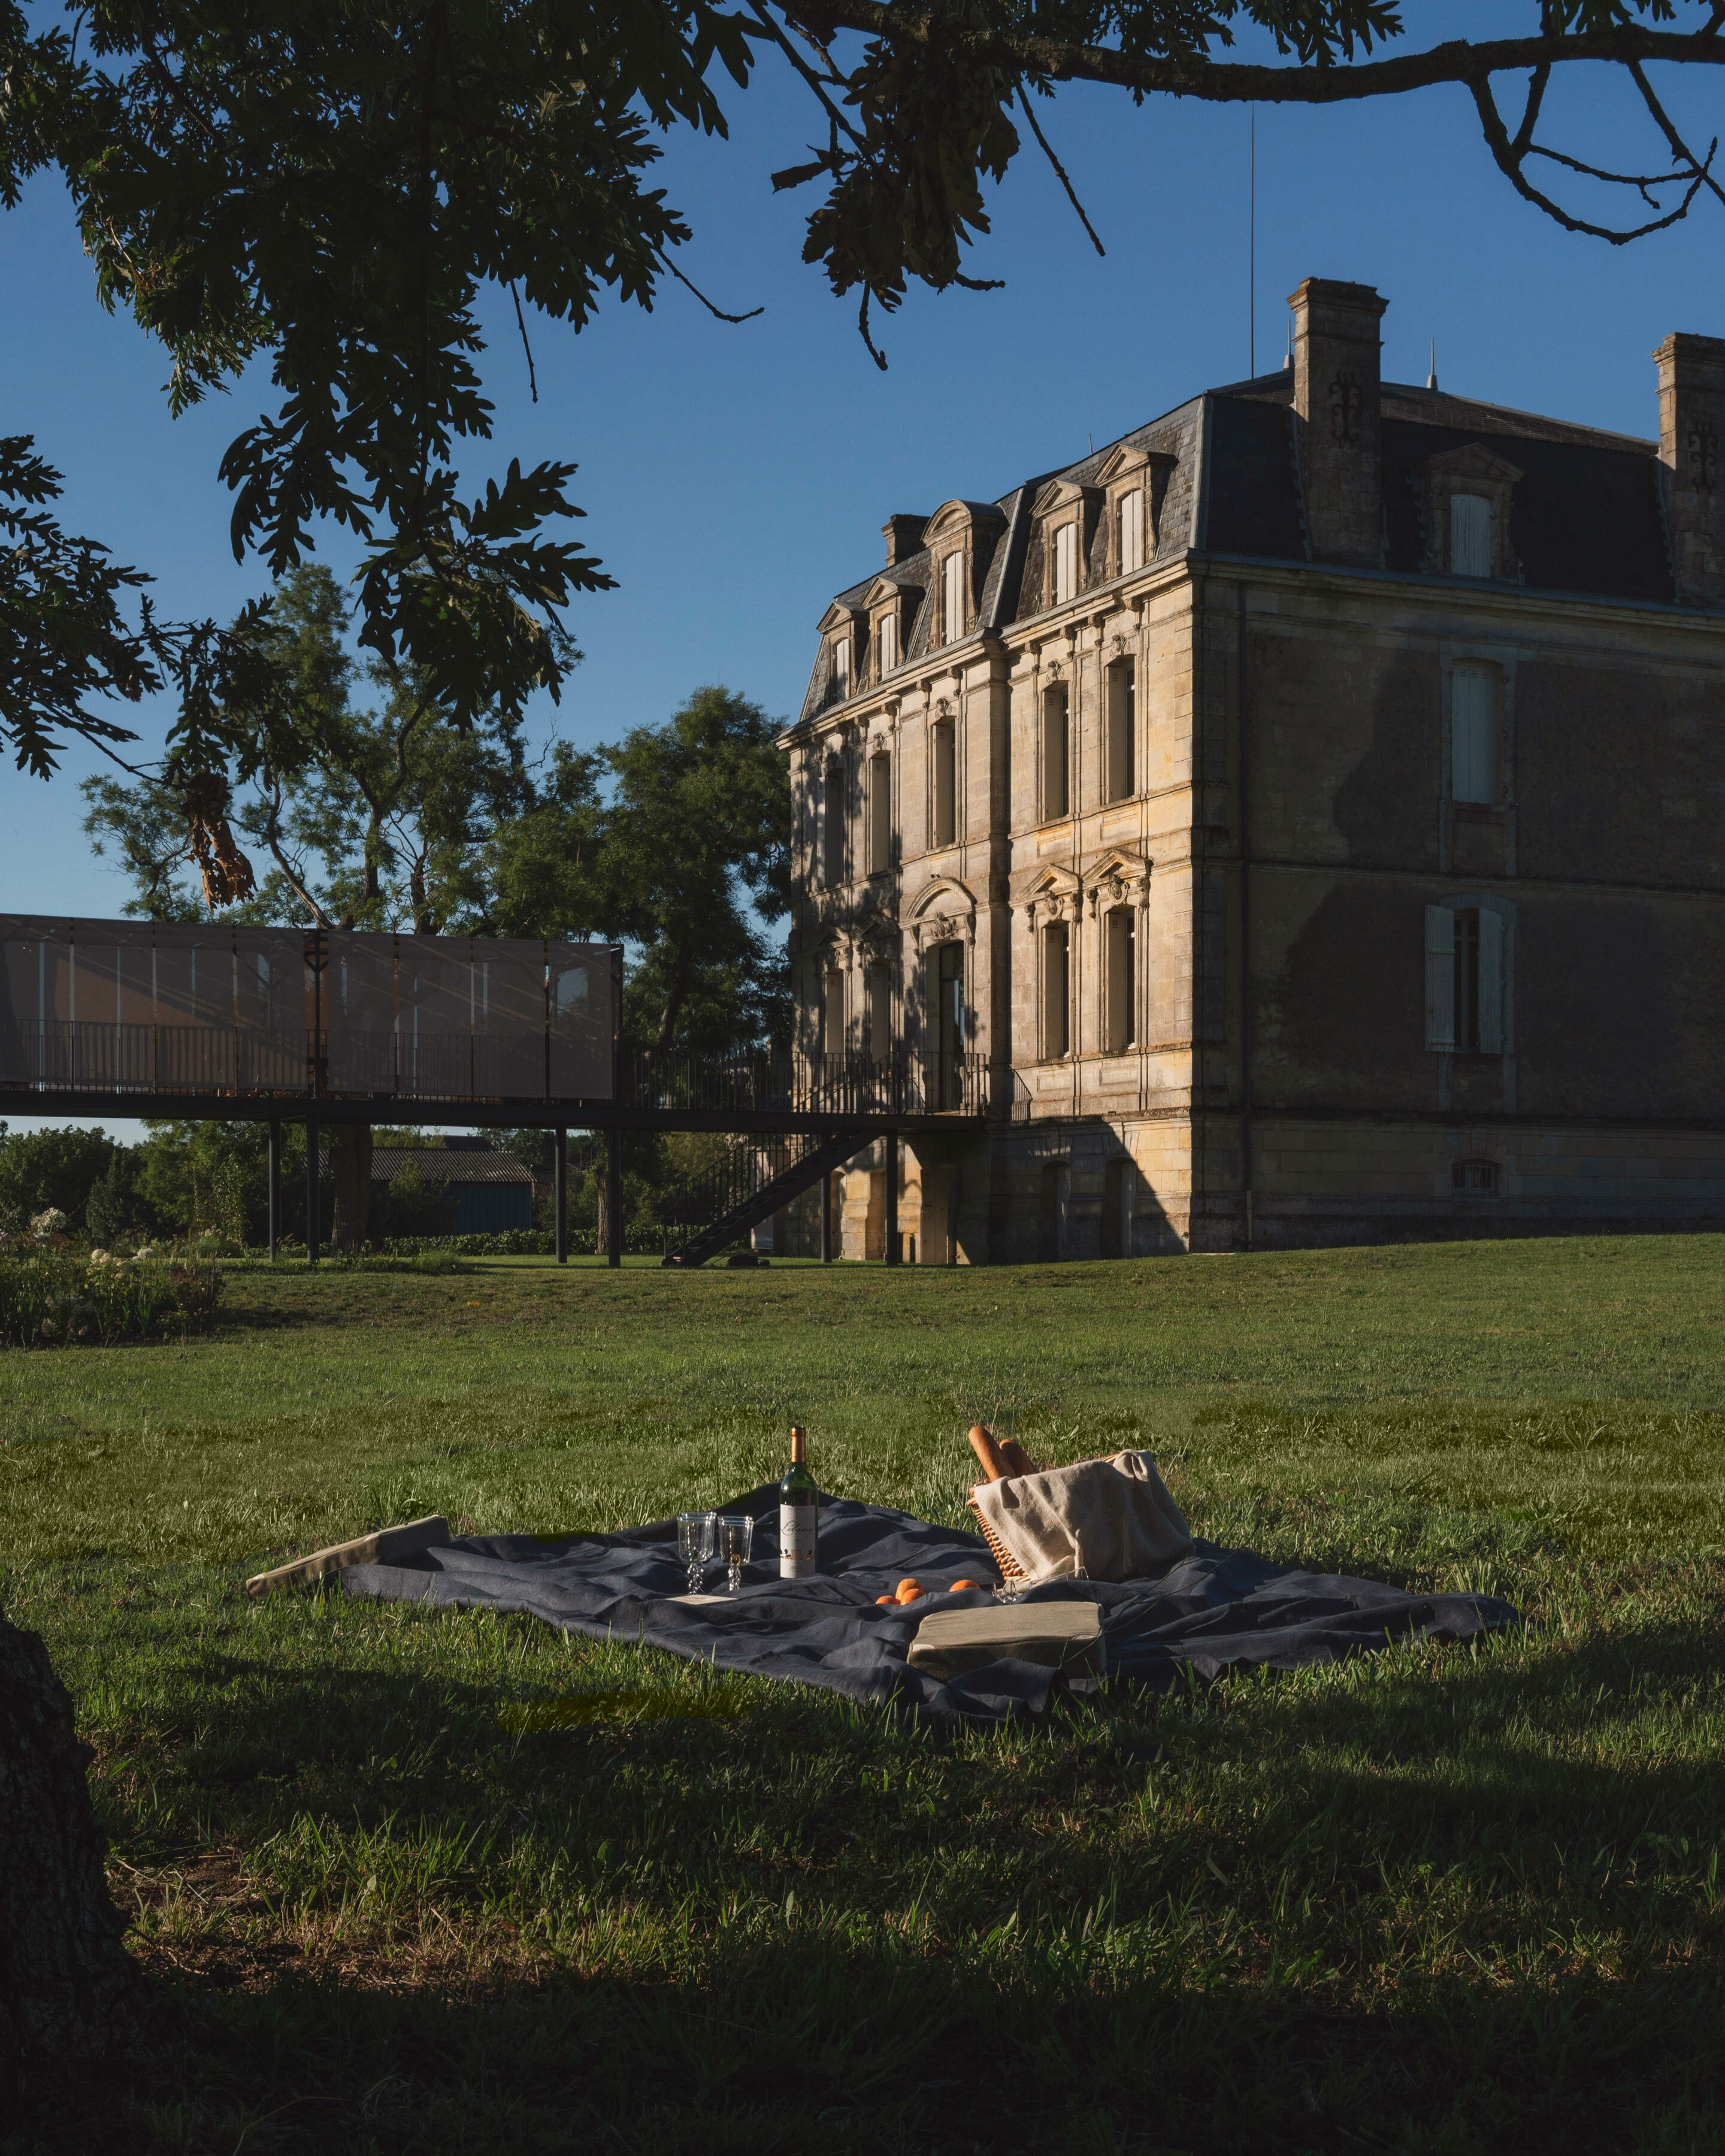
931,721,956,848
1105,660,1136,802
1425,902,1504,1053
868,750,892,873
1118,490,1144,576
933,942,964,1108
1451,665,1497,803
942,552,965,643
822,759,845,888
1052,522,1078,606
831,635,851,698
1105,908,1136,1053
1042,922,1070,1059
877,610,898,677
866,964,891,1062
1449,494,1491,577
822,969,845,1060
1040,685,1069,821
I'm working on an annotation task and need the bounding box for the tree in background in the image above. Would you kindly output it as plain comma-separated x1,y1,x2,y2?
0,1124,118,1235
490,685,791,1056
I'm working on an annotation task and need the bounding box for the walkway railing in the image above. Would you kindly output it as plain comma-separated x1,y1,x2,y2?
0,1023,989,1119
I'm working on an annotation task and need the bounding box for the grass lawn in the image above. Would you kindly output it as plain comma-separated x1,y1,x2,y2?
3,1234,1725,2153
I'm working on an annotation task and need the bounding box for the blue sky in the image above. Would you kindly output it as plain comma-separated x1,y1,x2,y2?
5,5,1724,1139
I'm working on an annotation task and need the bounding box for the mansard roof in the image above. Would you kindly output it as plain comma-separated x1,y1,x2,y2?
794,367,1676,728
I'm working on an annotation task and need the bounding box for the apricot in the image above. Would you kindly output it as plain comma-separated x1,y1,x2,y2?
875,1594,895,1606
949,1579,984,1593
894,1579,925,1604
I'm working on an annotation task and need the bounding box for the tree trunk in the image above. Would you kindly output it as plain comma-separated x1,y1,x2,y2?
595,1169,609,1257
329,1123,374,1253
0,1616,137,2086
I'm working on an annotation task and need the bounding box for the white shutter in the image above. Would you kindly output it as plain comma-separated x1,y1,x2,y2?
1477,908,1504,1053
878,613,897,675
1119,491,1143,575
1450,494,1491,577
1451,666,1496,803
1054,523,1076,606
1424,905,1455,1050
943,554,964,643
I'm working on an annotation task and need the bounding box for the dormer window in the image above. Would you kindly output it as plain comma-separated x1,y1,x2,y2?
1118,490,1144,576
942,553,965,644
1420,447,1523,582
1052,523,1078,607
832,637,851,697
877,611,899,676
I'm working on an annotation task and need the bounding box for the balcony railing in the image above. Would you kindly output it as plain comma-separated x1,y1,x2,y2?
618,1046,988,1118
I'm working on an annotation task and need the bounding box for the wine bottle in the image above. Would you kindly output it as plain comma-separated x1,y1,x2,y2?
779,1424,818,1579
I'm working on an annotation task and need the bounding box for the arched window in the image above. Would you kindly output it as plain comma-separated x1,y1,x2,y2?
1104,660,1136,801
822,760,845,888
1040,686,1070,821
868,751,892,874
931,721,956,848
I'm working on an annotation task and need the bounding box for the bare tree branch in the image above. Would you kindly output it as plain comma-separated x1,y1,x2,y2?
1016,83,1104,258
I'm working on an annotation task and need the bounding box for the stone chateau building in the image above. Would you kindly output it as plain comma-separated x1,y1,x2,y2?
776,277,1725,1260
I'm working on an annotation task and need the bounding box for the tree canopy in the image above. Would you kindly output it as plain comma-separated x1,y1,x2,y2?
83,576,789,1052
6,2,1724,785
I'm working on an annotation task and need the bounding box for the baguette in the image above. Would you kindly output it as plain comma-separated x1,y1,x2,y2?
997,1439,1034,1477
967,1424,1011,1483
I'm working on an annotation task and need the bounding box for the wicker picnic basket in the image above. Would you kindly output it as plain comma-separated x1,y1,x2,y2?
964,1425,1044,1583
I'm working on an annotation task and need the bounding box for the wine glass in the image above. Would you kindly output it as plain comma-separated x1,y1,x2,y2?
677,1510,715,1594
714,1513,754,1593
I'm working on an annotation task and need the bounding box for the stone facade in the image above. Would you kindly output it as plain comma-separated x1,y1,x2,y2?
779,279,1725,1259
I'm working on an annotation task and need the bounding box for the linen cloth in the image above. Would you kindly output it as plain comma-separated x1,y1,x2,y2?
971,1451,1193,1583
339,1483,1520,1726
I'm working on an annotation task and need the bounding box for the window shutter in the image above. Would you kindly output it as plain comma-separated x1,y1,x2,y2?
1424,905,1455,1050
1119,491,1143,576
1450,494,1491,577
1451,666,1496,803
943,554,964,643
1477,908,1504,1053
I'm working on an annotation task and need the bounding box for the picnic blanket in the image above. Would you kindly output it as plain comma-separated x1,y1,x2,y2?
342,1484,1520,1724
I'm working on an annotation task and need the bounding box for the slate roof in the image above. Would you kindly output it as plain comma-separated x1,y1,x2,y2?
795,370,1679,727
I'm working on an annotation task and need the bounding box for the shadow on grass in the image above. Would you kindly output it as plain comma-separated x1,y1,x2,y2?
34,1568,1724,2155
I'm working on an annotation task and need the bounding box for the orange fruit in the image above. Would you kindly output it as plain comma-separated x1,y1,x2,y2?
894,1579,925,1604
949,1579,983,1593
874,1595,895,1605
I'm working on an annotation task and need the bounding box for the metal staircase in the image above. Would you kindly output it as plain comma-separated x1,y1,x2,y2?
661,1130,868,1268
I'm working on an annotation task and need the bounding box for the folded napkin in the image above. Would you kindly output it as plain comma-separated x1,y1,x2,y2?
972,1452,1192,1583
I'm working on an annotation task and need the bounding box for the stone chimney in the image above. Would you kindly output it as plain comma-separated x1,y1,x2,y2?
1289,278,1388,567
1654,332,1725,604
882,514,928,566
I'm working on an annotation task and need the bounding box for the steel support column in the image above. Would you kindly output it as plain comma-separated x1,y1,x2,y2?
305,1114,319,1264
820,1168,833,1263
555,1126,567,1266
606,1123,622,1269
268,1118,280,1262
883,1130,900,1266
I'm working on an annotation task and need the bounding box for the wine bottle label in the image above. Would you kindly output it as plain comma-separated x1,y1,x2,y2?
779,1502,817,1576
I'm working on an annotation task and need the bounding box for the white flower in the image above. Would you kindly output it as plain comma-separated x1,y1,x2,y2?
30,1208,68,1236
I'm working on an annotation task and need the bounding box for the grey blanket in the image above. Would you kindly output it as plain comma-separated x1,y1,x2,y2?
343,1484,1520,1723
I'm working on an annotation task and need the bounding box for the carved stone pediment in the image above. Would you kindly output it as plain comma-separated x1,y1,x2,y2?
1092,442,1178,486
907,875,977,948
